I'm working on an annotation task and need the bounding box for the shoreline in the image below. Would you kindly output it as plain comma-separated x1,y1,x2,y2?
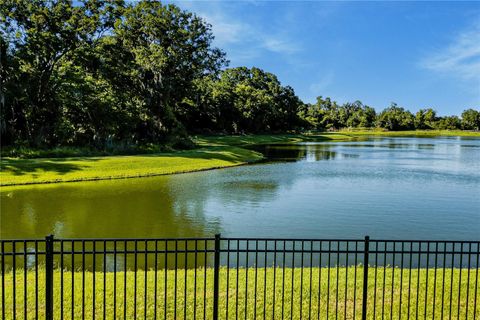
0,134,343,187
2,131,479,187
0,159,262,189
0,146,265,187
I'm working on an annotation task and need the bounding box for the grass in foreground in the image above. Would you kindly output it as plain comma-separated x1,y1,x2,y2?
1,267,478,319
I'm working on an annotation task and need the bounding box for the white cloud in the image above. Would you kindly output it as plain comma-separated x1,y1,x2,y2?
261,37,299,54
301,71,336,103
309,72,334,94
200,13,251,46
422,22,480,81
182,2,302,61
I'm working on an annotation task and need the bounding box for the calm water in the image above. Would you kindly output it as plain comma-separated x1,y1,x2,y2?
1,137,479,240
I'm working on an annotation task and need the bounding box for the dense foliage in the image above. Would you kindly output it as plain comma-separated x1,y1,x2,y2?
1,0,479,150
182,67,304,134
300,100,479,132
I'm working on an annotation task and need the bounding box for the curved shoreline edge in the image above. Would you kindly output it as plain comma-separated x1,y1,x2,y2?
0,157,263,188
0,146,265,188
1,131,479,187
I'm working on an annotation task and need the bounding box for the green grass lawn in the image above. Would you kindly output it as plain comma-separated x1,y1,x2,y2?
193,132,353,146
0,133,349,187
2,266,478,319
0,146,264,186
1,131,479,186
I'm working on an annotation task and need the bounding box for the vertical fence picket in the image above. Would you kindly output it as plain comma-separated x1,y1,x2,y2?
45,235,54,320
1,241,5,320
361,236,370,320
213,234,221,320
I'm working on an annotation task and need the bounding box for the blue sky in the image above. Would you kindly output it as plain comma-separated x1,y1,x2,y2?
172,1,479,115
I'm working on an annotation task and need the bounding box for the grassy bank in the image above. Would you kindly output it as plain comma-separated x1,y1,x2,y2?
2,267,477,319
0,146,264,186
1,131,479,186
0,133,350,186
194,132,353,146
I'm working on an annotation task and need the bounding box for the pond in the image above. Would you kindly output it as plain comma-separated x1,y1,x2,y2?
1,136,479,240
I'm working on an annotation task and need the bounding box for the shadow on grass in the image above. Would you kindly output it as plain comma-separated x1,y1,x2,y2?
195,133,352,147
1,134,353,179
0,158,98,177
139,146,263,163
0,146,260,179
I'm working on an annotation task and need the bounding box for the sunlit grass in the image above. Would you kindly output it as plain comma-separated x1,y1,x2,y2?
0,133,350,186
1,131,478,186
193,133,352,147
0,146,263,186
1,266,478,319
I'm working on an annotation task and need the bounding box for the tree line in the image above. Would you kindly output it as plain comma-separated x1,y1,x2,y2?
300,99,479,131
1,0,479,150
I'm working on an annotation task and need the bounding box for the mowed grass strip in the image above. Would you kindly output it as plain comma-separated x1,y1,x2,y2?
193,133,354,147
0,133,352,186
1,131,478,186
2,267,478,319
0,146,263,186
0,134,342,186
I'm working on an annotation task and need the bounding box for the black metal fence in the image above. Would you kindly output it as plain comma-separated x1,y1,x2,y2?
0,235,479,319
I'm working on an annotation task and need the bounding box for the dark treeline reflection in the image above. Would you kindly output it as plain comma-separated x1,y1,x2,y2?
1,175,219,239
249,144,347,162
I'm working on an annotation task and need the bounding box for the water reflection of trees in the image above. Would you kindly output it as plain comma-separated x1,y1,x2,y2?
0,175,216,240
249,144,307,161
252,144,362,162
0,239,215,271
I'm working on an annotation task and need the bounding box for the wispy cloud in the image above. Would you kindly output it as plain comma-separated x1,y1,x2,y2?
200,12,249,46
309,72,335,94
261,38,299,54
179,1,302,63
421,22,480,81
302,71,336,103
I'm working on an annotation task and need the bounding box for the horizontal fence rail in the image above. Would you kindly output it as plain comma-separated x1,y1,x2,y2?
0,235,479,319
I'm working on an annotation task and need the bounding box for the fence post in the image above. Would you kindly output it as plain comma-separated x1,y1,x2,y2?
45,234,54,320
213,233,221,320
361,235,370,320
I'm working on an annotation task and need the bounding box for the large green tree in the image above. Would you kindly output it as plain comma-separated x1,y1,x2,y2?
435,116,461,130
114,1,227,142
342,101,376,128
300,98,376,130
198,67,303,133
377,104,415,130
1,0,122,146
414,108,437,130
461,109,480,130
1,0,227,147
